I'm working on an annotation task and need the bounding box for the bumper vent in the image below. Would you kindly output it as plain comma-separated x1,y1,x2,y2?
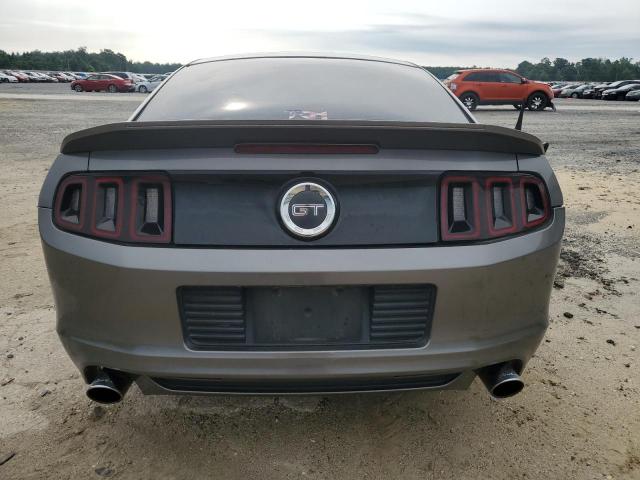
179,287,246,347
370,285,436,345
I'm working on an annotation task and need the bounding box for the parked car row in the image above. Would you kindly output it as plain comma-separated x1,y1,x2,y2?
0,70,89,82
0,69,172,93
550,80,640,101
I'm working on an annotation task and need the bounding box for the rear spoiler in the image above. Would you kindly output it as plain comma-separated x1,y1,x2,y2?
60,120,545,156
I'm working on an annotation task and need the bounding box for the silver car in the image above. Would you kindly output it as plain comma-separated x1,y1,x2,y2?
39,54,564,404
135,74,168,93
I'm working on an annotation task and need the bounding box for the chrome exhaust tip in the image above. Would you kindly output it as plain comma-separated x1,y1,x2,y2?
86,369,132,404
477,362,524,399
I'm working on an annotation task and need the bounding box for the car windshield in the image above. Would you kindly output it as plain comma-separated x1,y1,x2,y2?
136,57,469,123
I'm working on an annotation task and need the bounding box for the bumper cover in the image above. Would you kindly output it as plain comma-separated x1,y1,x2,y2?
40,207,564,393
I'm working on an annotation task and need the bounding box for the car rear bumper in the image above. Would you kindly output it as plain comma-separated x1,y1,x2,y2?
40,206,564,394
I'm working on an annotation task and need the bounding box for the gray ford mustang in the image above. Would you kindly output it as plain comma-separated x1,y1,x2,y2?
39,54,564,404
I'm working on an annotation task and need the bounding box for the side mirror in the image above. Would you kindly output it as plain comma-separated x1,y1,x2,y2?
521,78,528,84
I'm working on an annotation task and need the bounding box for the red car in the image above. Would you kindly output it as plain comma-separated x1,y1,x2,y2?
71,73,134,93
4,70,30,82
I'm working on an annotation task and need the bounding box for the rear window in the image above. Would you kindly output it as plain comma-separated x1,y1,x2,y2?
135,57,469,123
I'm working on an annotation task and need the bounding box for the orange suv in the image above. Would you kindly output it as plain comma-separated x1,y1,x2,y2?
444,69,554,111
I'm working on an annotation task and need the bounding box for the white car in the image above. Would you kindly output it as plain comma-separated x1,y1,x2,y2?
131,73,147,84
135,74,168,93
0,72,18,83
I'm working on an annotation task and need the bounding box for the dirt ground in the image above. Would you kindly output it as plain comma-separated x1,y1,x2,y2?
0,84,638,480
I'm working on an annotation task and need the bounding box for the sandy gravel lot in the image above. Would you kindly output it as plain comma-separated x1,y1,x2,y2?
0,84,638,479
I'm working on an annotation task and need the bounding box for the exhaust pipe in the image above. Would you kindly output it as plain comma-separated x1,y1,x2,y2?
477,362,524,399
86,369,132,404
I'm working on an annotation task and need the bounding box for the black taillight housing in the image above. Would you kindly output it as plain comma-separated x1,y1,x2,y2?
54,173,172,244
440,173,550,242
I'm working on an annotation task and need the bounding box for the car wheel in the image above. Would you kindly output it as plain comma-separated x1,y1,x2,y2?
571,92,579,98
527,92,548,111
74,85,83,92
139,85,148,93
460,92,479,111
107,84,117,93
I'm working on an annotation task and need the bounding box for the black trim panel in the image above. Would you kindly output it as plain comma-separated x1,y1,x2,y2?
172,173,438,247
178,285,436,350
60,120,545,156
151,373,460,393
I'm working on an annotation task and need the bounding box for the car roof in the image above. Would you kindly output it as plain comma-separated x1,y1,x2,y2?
187,52,420,69
456,68,516,73
93,73,120,79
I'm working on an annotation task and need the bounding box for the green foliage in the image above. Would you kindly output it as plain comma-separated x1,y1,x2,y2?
427,57,640,81
515,57,640,81
2,49,638,81
0,48,181,74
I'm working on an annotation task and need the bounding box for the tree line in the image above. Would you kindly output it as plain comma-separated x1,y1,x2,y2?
428,58,640,82
514,57,640,81
424,57,640,81
1,48,639,81
0,48,181,74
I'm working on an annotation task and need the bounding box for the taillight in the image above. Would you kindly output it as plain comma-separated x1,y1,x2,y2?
234,144,379,154
54,173,172,244
91,177,123,238
130,176,172,243
440,173,550,242
520,176,550,228
440,176,480,241
54,176,87,231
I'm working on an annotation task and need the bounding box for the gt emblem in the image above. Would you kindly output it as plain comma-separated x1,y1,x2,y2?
279,182,337,239
292,204,326,216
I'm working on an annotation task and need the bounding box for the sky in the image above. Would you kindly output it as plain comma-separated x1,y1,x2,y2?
1,0,639,67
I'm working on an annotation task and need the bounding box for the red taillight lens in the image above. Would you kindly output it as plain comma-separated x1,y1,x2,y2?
440,173,550,242
54,173,172,244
